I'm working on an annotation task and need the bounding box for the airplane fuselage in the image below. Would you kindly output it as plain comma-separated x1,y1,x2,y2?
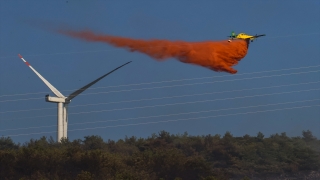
235,33,255,41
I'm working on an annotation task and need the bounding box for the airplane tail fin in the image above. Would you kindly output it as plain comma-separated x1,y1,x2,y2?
231,31,236,38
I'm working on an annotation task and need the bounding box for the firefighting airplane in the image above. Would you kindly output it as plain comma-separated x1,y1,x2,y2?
228,31,266,42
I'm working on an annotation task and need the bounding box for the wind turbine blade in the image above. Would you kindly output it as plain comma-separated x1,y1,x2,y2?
18,54,65,98
66,61,132,101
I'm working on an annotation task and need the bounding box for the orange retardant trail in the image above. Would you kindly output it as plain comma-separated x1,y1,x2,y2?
60,30,249,74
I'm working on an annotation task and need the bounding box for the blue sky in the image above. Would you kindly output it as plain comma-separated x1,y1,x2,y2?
0,1,319,143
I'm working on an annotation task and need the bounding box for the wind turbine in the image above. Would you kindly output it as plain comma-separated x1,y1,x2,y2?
18,54,131,142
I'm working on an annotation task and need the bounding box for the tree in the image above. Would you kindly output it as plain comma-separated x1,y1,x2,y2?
256,132,264,142
83,135,105,150
302,130,317,142
0,137,19,150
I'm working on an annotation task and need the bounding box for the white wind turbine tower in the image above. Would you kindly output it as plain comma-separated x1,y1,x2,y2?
18,54,131,142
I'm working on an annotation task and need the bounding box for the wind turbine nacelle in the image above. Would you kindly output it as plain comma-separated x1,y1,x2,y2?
45,95,66,103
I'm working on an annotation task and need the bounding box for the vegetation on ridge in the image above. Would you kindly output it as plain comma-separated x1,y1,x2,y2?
0,130,319,180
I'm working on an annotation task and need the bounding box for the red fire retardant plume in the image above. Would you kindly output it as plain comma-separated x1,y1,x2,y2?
60,30,249,74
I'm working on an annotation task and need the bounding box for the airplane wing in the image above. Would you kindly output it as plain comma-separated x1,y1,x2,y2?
253,34,266,38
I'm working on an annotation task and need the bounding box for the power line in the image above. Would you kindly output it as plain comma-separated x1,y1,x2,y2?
1,80,319,114
69,99,320,126
1,64,320,98
68,81,320,108
71,105,319,132
3,104,319,137
2,88,319,121
67,88,320,115
1,98,319,132
70,70,320,97
1,69,319,103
